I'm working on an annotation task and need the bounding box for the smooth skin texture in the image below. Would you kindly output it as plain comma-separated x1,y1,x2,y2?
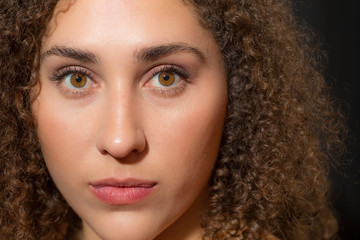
33,0,227,239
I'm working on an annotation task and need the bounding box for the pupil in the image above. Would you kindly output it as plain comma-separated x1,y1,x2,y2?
163,74,170,81
75,76,83,83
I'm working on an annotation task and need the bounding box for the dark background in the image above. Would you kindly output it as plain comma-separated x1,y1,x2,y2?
291,0,360,239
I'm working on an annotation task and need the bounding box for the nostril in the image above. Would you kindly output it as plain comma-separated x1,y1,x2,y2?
100,149,109,155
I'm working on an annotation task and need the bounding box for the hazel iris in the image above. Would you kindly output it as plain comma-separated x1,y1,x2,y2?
70,73,87,88
159,72,175,86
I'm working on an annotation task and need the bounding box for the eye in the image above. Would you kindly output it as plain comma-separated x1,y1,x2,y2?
144,65,190,97
49,66,98,98
149,71,182,89
62,72,91,90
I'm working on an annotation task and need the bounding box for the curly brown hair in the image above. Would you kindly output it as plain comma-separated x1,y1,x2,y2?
0,0,346,239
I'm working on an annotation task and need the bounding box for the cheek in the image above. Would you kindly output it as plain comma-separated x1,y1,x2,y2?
148,85,227,188
33,93,95,180
33,96,102,210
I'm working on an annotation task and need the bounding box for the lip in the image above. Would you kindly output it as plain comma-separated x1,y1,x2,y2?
89,178,157,205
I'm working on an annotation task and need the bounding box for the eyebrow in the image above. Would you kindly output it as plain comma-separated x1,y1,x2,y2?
40,42,205,64
40,46,99,64
136,43,206,62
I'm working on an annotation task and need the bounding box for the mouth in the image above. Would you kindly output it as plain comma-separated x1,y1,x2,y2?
89,178,157,205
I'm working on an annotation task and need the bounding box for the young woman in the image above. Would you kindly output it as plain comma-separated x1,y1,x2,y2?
0,0,345,239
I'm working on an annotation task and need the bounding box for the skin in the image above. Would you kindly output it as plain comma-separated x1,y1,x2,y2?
33,0,227,239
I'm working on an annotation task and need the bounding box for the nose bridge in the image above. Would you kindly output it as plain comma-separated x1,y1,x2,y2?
96,83,145,159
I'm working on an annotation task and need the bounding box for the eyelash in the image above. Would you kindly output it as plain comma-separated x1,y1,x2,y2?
49,66,93,82
149,65,189,80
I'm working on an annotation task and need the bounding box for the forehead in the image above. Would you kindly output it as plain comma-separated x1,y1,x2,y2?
43,0,212,52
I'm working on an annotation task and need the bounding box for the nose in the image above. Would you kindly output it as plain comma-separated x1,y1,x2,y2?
96,88,146,160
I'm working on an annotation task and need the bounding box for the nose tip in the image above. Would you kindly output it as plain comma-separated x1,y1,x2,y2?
97,127,146,160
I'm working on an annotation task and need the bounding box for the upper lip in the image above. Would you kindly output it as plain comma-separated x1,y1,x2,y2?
90,177,157,188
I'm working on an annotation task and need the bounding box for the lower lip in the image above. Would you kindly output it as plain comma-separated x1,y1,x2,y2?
90,185,155,205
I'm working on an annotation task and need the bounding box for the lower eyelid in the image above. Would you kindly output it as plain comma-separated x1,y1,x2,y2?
145,80,187,98
57,83,99,99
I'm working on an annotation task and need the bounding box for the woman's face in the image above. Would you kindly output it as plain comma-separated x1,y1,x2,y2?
33,0,227,239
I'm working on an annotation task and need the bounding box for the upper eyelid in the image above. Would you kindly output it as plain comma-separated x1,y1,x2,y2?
50,65,95,81
148,65,189,79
